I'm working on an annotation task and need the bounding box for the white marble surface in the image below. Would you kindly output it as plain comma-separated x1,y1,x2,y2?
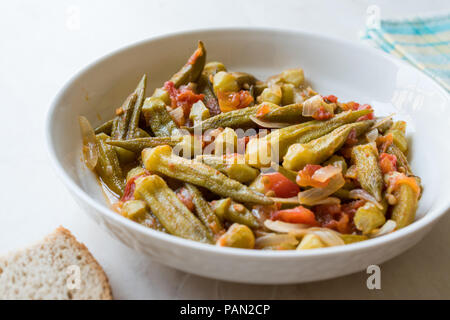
1,0,449,299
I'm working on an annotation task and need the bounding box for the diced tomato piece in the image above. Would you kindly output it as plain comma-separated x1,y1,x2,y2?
256,103,272,118
120,171,151,202
379,153,397,174
386,173,421,198
345,128,358,146
262,172,300,198
314,200,364,234
175,187,195,211
311,105,334,120
357,104,374,121
271,206,318,225
187,46,203,65
376,133,393,153
163,81,204,117
323,95,338,103
217,90,254,113
296,164,330,188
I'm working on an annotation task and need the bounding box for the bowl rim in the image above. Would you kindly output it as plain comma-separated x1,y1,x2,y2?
46,26,450,259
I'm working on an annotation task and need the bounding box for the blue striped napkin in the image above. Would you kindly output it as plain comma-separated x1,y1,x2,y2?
362,13,450,91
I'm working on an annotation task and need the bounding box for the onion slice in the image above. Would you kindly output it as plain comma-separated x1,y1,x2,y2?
79,116,98,170
311,165,341,183
348,189,384,210
365,128,379,142
249,115,291,129
255,233,299,249
269,197,300,204
307,228,345,246
264,220,309,234
302,95,323,116
371,113,395,130
309,197,341,205
298,173,345,205
371,220,397,238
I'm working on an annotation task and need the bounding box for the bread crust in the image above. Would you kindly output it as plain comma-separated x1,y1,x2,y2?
0,226,113,300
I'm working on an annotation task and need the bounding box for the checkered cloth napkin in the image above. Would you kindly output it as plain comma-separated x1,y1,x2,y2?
362,13,450,91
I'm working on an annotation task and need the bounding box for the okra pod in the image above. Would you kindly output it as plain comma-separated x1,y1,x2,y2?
106,137,183,153
351,142,384,202
354,200,386,234
142,97,179,137
195,155,259,184
339,234,368,244
257,103,308,123
126,74,147,139
211,198,260,229
134,175,212,243
203,61,227,77
283,121,372,171
142,145,272,204
391,183,418,228
135,128,150,138
111,92,138,140
114,146,135,164
95,133,124,195
386,121,408,154
198,74,221,116
94,119,114,135
169,41,206,87
323,155,348,174
246,109,372,167
184,183,224,237
386,143,412,176
190,105,260,132
230,72,257,88
216,223,255,249
297,234,325,250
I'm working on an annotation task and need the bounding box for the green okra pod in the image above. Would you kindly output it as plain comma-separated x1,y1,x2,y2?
106,137,183,153
198,74,221,116
256,103,308,123
169,41,206,87
391,183,418,229
323,155,348,174
142,97,179,137
283,120,373,171
114,146,135,164
94,119,114,135
230,72,257,88
135,128,150,138
351,142,384,202
386,143,412,176
339,234,368,244
95,133,124,195
216,223,255,249
353,199,387,234
111,92,138,140
246,109,372,167
134,175,212,243
126,74,147,139
190,105,260,132
195,154,259,184
386,121,408,154
142,145,272,205
211,198,260,229
184,183,224,238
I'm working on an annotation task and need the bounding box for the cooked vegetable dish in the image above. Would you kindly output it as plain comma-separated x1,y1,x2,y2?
79,41,422,250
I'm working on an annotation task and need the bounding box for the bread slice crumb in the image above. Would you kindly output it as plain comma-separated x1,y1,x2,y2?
0,226,112,300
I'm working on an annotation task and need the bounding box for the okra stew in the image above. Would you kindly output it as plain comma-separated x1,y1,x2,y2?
79,41,422,250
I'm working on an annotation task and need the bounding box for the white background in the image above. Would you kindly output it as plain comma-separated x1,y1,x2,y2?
1,0,449,299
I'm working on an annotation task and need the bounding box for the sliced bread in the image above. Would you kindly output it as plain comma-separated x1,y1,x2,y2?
0,226,112,300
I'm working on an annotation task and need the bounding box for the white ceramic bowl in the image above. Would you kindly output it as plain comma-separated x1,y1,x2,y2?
46,28,450,284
